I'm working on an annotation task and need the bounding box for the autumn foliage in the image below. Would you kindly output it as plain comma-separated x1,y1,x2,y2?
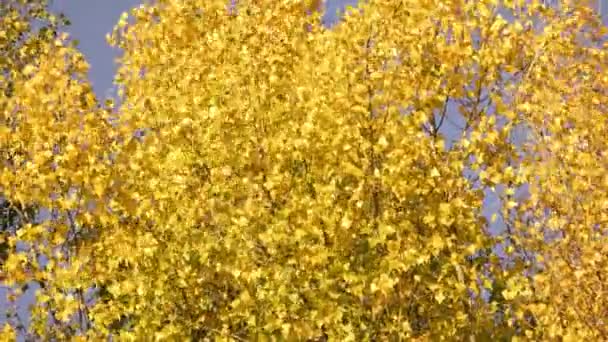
2,0,608,340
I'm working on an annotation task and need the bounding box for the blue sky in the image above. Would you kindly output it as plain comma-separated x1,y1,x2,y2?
48,0,608,98
49,0,359,98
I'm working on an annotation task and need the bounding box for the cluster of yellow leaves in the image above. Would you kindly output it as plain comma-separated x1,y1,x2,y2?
1,0,119,339
2,0,608,340
507,3,608,339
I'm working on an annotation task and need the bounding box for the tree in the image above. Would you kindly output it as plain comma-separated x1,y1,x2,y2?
1,0,607,340
0,0,116,339
0,0,88,337
1,0,67,265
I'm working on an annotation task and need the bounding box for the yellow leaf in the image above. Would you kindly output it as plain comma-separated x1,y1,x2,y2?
435,292,445,304
341,215,353,229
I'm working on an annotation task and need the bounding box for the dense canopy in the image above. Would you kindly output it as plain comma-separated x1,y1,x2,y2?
2,0,608,340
